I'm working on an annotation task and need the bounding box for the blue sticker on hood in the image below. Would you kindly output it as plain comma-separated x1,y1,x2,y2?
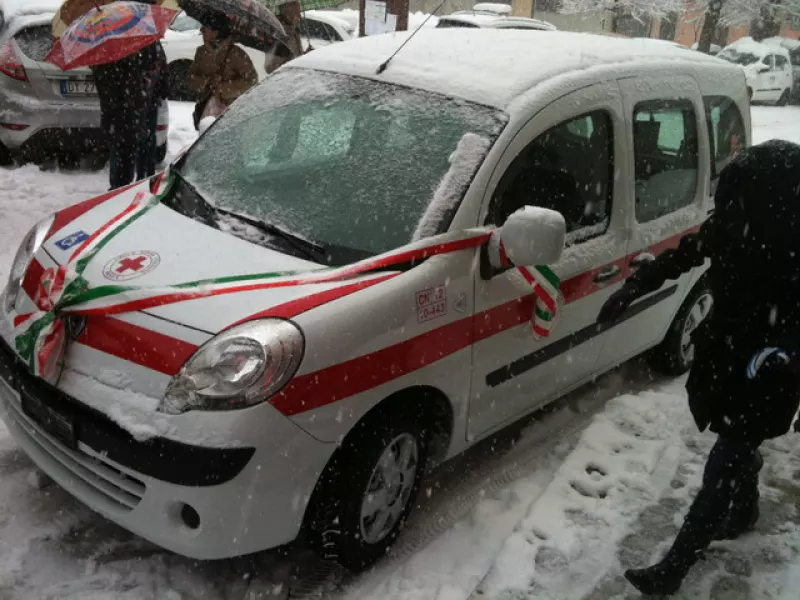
55,231,89,251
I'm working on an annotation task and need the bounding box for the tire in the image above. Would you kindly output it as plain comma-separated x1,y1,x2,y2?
648,280,713,376
777,89,791,106
307,405,430,571
155,143,167,165
168,61,193,102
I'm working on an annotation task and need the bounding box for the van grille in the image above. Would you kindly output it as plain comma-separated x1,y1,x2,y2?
2,387,145,513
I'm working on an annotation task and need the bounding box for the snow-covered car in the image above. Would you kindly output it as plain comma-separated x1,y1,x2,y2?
0,10,169,164
763,36,800,103
162,11,353,101
718,37,794,105
436,11,556,31
0,30,749,570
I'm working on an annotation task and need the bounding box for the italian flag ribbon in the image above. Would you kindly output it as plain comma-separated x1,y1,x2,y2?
14,191,563,379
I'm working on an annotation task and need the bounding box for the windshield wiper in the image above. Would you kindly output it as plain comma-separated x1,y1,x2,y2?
214,206,327,263
170,171,327,263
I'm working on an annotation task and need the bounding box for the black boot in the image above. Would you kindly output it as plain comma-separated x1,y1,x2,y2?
625,548,699,596
714,504,759,541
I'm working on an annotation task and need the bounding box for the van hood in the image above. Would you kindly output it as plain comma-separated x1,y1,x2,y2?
37,184,342,334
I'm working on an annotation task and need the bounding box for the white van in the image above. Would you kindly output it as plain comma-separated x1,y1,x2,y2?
0,30,749,570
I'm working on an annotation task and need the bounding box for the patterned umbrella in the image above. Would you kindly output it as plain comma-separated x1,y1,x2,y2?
45,1,178,70
52,0,181,38
179,0,290,53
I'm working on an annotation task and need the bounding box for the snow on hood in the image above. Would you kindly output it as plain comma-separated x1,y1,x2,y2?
40,186,330,334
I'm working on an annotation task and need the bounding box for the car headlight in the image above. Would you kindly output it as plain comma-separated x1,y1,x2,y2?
160,319,304,414
3,215,54,314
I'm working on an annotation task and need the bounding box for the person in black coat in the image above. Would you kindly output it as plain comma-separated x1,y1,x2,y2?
597,139,800,596
92,40,166,190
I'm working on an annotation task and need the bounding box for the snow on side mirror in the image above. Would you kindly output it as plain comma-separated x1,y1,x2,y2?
488,207,566,268
198,116,217,135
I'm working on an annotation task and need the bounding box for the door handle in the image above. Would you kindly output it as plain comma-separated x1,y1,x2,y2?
594,264,621,284
630,252,655,269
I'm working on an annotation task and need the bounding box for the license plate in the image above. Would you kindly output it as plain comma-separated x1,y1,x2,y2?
21,392,76,449
59,79,97,96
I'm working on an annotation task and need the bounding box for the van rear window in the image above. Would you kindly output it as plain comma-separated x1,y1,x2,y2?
15,25,53,62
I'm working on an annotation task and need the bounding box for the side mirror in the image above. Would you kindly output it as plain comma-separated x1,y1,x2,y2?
198,116,217,135
757,64,770,73
488,206,566,269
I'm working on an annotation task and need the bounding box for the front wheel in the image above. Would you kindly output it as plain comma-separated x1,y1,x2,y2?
648,281,713,375
308,407,429,571
777,90,791,106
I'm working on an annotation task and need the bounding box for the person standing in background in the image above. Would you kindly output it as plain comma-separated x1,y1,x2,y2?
265,1,303,74
137,41,169,180
187,14,258,127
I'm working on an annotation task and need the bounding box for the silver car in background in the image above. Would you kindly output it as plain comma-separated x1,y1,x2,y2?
0,12,168,165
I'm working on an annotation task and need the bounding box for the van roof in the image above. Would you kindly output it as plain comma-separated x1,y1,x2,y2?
293,29,733,109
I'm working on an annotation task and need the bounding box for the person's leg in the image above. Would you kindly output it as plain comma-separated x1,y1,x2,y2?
716,449,763,540
625,436,761,595
109,127,136,190
136,106,158,181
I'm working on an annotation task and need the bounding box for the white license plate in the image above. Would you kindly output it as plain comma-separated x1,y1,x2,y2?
59,79,97,96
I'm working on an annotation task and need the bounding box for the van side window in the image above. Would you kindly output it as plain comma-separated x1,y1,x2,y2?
704,96,745,178
633,100,698,223
488,111,613,245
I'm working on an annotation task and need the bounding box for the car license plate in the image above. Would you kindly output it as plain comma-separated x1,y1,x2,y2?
59,79,97,96
21,392,76,449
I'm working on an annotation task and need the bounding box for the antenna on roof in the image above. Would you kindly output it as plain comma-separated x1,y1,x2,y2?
376,0,445,75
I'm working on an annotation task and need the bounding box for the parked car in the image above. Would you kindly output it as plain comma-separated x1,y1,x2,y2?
163,10,353,101
717,37,794,105
763,36,800,103
436,11,556,30
0,30,748,571
0,10,169,165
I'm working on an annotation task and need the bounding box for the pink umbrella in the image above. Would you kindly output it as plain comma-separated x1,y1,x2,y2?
46,1,178,70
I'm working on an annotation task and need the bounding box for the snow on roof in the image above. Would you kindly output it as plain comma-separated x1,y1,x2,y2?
764,36,800,52
293,29,726,109
722,36,789,60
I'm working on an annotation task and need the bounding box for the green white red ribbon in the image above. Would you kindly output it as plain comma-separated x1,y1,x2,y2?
13,189,562,379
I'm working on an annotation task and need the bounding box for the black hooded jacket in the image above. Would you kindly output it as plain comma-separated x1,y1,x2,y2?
623,140,800,441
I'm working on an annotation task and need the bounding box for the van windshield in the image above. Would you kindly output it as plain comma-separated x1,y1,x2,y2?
178,69,506,258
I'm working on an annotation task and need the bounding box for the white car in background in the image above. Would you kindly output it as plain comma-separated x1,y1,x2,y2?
162,11,352,101
718,37,794,105
436,5,556,31
763,36,800,103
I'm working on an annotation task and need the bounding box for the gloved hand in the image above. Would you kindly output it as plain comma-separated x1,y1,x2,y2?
746,347,791,380
597,284,641,324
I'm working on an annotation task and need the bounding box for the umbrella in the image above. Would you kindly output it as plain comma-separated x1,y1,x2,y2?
45,1,178,70
178,0,291,54
52,0,181,38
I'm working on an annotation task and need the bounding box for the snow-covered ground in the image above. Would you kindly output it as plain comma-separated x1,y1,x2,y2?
0,105,799,600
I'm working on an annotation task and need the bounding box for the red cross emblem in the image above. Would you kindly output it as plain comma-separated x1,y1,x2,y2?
103,251,161,282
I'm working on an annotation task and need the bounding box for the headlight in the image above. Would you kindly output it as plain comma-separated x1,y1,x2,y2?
3,215,54,314
160,319,304,414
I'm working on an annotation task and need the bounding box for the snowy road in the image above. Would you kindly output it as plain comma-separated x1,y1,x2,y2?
0,105,799,600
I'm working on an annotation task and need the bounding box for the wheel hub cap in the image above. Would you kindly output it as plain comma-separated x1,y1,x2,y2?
359,433,419,545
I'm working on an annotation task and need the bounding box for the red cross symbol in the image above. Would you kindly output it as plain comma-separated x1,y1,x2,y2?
116,255,148,274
